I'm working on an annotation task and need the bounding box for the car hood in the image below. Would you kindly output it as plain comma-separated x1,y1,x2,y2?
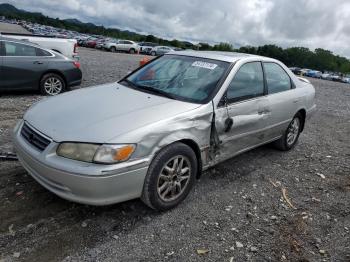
24,83,200,143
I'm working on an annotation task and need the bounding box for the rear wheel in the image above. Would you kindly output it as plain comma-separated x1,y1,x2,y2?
151,51,156,56
40,73,65,96
141,143,197,211
273,113,302,151
110,46,116,52
129,48,136,54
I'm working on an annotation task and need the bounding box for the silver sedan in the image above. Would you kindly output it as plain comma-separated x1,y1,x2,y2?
13,51,316,211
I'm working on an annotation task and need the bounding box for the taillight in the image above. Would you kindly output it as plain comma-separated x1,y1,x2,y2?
73,61,80,69
74,43,78,54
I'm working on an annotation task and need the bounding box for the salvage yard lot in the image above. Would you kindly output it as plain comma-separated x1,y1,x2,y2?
0,48,349,261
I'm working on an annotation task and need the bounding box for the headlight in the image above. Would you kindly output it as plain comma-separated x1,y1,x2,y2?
93,144,135,164
57,143,135,164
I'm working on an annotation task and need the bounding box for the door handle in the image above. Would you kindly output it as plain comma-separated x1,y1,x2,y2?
33,61,43,65
258,110,270,115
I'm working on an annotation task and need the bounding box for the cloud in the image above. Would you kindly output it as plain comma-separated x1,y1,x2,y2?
5,0,350,57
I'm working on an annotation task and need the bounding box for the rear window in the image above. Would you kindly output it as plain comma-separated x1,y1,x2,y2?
36,48,52,56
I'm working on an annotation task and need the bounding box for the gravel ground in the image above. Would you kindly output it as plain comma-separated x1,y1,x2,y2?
0,48,349,262
0,22,31,34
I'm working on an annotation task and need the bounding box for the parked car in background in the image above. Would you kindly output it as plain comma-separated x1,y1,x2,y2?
341,76,350,83
0,37,82,95
0,32,78,60
321,73,331,80
95,38,113,49
305,70,322,78
13,51,316,210
85,39,97,48
150,46,174,56
300,69,311,76
330,74,341,82
139,42,158,54
289,67,302,75
104,40,140,54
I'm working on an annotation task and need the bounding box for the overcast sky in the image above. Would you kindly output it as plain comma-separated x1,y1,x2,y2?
5,0,350,57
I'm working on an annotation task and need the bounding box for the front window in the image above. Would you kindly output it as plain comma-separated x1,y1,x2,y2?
226,62,265,103
122,55,230,103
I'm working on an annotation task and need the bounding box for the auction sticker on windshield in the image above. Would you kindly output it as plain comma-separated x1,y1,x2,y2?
192,61,218,70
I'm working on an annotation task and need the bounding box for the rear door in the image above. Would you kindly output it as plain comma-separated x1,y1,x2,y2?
1,40,49,90
262,62,300,139
124,41,133,51
118,40,127,51
215,61,270,160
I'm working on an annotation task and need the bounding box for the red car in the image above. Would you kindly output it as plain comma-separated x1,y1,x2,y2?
86,40,97,48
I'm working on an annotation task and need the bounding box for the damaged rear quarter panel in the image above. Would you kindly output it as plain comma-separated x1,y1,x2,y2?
107,103,214,166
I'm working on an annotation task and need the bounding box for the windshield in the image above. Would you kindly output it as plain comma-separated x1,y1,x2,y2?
123,55,230,103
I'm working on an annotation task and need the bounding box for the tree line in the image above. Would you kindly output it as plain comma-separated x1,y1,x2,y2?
1,3,349,73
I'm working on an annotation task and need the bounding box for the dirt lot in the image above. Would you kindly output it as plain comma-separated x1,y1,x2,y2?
0,22,31,34
0,48,349,262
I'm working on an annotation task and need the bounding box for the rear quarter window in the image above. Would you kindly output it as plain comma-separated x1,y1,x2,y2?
264,62,292,94
36,48,52,56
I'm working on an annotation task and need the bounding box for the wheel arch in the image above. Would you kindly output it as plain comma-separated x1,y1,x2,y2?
296,108,306,132
178,139,203,179
149,138,203,180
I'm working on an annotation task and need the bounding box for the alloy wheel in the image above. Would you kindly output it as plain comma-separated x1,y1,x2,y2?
157,155,191,202
286,118,300,146
44,77,63,95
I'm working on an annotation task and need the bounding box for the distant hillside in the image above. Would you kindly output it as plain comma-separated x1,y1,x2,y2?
0,3,195,48
1,3,349,72
0,3,22,13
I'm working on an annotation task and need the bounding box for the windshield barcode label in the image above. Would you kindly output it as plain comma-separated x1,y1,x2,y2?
192,61,218,70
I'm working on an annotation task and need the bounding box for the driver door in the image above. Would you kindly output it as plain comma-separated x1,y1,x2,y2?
214,61,271,161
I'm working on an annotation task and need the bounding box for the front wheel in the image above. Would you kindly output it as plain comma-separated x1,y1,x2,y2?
110,46,116,52
141,143,197,211
40,73,65,96
273,114,302,151
151,51,156,56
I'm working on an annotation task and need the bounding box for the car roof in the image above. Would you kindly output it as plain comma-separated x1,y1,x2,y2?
0,36,37,45
168,50,264,63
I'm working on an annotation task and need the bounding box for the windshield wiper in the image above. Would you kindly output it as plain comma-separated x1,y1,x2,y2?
121,79,139,89
121,79,176,100
138,85,176,100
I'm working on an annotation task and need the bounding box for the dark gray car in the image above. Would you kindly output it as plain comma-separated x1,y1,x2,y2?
0,37,82,95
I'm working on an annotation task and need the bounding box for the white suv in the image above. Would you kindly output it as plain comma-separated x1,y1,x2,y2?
104,40,140,54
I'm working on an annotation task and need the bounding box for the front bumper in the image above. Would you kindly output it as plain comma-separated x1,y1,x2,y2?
13,121,149,206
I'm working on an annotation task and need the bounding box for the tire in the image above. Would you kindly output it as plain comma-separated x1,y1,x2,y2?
110,46,116,52
273,113,302,151
151,51,156,56
40,73,65,96
129,48,136,54
141,142,197,211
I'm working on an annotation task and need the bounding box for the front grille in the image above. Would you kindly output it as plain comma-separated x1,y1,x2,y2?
21,123,51,151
